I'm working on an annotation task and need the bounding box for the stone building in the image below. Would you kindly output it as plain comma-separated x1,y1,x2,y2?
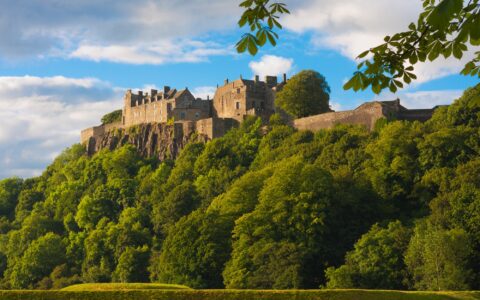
212,74,286,122
122,87,211,127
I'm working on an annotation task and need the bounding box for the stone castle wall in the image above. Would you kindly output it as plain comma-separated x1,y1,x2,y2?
81,121,123,144
294,102,385,131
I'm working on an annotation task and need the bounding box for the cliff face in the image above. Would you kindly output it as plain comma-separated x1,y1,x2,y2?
85,122,206,160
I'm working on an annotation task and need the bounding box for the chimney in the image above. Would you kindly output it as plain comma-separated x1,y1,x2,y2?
240,74,243,79
151,89,157,96
164,86,171,95
255,75,259,83
283,73,287,83
224,78,229,85
138,91,143,96
207,95,210,100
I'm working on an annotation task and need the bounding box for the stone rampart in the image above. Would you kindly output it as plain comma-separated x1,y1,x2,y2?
293,102,384,131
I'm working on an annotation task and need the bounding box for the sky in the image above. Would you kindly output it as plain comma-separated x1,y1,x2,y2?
0,0,478,179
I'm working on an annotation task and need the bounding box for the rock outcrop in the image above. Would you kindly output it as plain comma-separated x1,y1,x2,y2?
85,122,206,160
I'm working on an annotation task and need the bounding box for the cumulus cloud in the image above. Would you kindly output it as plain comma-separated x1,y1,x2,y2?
0,76,122,178
282,0,478,83
249,55,294,78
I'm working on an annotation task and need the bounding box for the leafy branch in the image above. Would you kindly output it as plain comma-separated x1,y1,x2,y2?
344,0,480,94
236,0,290,55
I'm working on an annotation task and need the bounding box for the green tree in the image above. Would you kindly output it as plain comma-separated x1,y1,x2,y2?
326,221,411,289
223,157,336,289
0,178,23,218
113,246,150,283
405,221,473,290
10,233,66,289
275,70,331,118
101,109,122,125
152,209,231,288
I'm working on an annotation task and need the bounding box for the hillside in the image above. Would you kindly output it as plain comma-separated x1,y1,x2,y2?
0,83,478,291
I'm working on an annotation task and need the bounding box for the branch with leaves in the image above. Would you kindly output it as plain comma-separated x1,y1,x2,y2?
344,0,480,94
236,0,290,55
237,0,480,94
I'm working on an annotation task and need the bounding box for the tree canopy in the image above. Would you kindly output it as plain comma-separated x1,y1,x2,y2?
275,70,331,118
0,83,478,290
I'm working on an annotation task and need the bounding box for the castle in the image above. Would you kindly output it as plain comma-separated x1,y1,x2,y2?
81,74,439,148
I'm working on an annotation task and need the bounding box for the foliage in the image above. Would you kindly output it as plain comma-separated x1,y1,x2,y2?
0,84,479,290
405,221,473,290
0,289,479,300
325,221,411,289
275,70,331,118
101,110,122,125
236,0,290,55
237,1,480,94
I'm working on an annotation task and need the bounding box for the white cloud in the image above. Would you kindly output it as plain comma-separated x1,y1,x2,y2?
0,76,122,178
71,41,232,65
376,89,463,109
0,0,240,63
282,0,478,83
249,55,294,79
192,86,216,100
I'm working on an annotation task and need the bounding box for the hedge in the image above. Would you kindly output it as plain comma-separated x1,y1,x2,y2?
0,290,479,300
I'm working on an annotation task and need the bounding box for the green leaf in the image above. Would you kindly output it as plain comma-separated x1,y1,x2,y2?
256,30,267,46
426,0,462,30
343,76,356,90
470,16,480,40
266,31,277,46
418,51,427,62
453,43,463,59
389,81,398,93
428,41,442,61
357,50,370,59
460,61,476,75
409,52,418,64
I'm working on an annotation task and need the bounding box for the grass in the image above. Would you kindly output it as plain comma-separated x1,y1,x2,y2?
0,289,479,300
61,283,191,291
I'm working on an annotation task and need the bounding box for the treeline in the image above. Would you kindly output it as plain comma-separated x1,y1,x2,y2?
0,84,479,290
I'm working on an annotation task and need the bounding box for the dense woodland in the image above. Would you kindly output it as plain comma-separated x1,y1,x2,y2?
0,83,479,291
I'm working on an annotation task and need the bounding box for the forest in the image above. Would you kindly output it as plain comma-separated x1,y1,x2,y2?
0,83,478,291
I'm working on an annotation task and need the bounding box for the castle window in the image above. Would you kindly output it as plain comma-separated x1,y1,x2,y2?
252,101,256,108
180,112,186,119
195,112,200,118
236,102,240,109
237,88,241,94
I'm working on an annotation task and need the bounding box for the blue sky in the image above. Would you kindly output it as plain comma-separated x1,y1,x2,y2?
0,0,478,178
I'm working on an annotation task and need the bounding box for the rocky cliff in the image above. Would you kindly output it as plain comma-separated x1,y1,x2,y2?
84,122,206,160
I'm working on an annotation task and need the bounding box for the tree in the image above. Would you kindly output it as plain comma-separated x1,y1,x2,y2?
101,110,122,125
237,0,480,94
10,233,66,289
113,246,150,283
405,221,474,290
325,221,411,290
0,178,23,218
275,70,331,118
223,157,337,289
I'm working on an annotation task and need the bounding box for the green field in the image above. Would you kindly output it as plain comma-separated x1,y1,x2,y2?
0,289,479,300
